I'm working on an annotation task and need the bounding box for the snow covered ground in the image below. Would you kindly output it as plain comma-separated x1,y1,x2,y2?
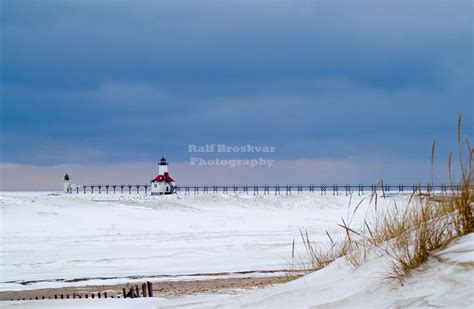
195,233,473,308
1,191,472,308
1,191,404,291
3,233,472,308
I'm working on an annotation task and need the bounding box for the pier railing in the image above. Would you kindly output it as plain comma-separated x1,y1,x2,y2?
73,184,464,195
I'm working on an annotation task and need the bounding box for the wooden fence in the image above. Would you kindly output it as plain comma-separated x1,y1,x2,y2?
9,282,153,301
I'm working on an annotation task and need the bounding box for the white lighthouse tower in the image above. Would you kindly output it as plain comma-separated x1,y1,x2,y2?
151,157,176,195
159,156,168,175
63,173,71,193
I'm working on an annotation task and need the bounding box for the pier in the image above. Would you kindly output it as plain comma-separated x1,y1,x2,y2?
74,184,462,195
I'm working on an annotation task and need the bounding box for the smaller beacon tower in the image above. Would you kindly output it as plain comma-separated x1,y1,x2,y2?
63,173,71,193
151,157,176,195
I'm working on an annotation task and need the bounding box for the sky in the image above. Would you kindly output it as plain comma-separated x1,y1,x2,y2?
0,0,472,190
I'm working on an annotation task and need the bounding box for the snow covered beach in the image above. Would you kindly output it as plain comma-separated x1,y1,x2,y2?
1,191,472,308
1,191,398,290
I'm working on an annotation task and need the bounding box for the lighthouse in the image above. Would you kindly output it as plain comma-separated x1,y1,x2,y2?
151,157,176,195
63,173,72,193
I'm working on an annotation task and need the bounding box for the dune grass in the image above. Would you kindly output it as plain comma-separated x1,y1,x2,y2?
296,114,473,280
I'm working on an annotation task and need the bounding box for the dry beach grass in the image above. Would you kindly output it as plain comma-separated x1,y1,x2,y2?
298,114,473,281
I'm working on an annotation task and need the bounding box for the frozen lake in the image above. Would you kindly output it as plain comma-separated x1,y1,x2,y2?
0,191,408,291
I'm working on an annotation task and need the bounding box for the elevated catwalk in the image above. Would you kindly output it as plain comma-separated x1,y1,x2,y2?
73,183,462,195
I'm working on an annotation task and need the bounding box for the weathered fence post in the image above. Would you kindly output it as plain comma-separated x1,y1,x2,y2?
142,283,147,297
147,281,153,297
123,288,126,298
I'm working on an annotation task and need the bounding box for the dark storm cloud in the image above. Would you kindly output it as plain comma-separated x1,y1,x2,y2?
2,1,471,90
0,0,472,171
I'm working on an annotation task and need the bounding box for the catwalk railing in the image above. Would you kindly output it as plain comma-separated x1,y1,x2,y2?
73,184,465,195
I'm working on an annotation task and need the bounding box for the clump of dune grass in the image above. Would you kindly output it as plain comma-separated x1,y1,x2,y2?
295,113,473,281
371,177,472,279
378,114,472,279
296,229,346,272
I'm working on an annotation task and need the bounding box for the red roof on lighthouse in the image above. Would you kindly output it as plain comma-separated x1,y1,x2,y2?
152,172,174,183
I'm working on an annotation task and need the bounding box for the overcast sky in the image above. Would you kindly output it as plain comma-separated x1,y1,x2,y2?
1,0,472,190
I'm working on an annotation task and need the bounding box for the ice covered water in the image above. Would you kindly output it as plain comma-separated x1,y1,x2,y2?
0,191,407,290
